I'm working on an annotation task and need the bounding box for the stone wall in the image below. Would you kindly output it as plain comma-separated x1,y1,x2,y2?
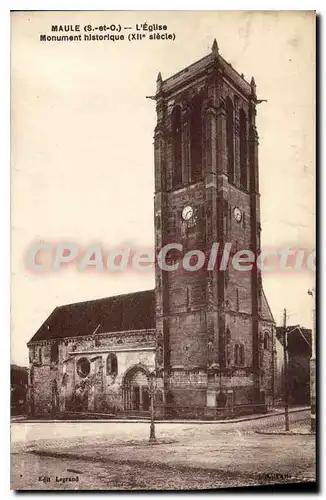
28,330,155,416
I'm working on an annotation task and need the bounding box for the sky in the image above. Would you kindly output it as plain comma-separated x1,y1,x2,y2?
11,11,315,366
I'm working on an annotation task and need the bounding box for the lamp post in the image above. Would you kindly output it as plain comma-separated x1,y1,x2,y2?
149,370,157,443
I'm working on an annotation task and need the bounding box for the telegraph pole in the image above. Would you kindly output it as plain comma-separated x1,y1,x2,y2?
308,288,316,433
283,308,290,431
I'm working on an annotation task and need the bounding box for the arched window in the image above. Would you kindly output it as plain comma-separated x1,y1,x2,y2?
239,344,245,366
171,106,182,188
225,327,231,367
239,109,248,190
226,344,231,367
234,344,239,365
190,95,203,183
234,343,245,366
226,98,234,183
264,332,270,350
106,353,118,376
50,342,59,363
226,327,231,344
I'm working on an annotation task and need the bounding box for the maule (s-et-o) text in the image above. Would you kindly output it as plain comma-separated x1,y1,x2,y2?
39,23,176,42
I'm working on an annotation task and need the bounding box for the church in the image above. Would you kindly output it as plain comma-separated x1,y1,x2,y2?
27,40,276,419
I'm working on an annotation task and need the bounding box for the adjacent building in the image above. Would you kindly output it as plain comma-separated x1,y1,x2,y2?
276,325,312,406
11,364,29,415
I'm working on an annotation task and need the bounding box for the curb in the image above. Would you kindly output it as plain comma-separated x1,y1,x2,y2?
11,407,310,425
256,431,315,436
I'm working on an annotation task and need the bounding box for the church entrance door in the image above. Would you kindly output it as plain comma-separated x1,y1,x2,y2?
123,367,150,414
132,386,140,410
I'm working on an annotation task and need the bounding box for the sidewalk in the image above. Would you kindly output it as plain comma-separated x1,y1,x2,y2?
12,406,310,425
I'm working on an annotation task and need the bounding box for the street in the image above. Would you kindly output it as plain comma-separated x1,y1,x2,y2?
11,409,315,490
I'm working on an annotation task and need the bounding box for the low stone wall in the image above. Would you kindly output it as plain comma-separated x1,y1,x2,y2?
155,403,268,420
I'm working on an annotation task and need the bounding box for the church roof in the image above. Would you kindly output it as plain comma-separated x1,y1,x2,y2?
28,289,155,344
28,284,275,344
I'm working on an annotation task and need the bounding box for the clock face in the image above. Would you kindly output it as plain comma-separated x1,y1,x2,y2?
182,205,194,221
233,207,242,222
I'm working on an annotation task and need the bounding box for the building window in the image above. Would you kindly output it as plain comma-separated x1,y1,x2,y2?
106,353,118,376
77,357,90,378
239,344,245,366
264,332,270,350
35,347,42,365
234,343,245,366
234,344,239,365
226,97,234,184
29,346,34,364
226,327,231,345
171,105,182,188
50,342,59,363
239,109,248,190
225,327,231,367
190,94,203,183
226,344,231,367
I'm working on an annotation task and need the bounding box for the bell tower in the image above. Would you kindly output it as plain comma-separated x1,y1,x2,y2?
154,41,265,416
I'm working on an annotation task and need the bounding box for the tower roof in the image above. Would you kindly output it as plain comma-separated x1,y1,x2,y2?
159,41,252,98
211,38,219,54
